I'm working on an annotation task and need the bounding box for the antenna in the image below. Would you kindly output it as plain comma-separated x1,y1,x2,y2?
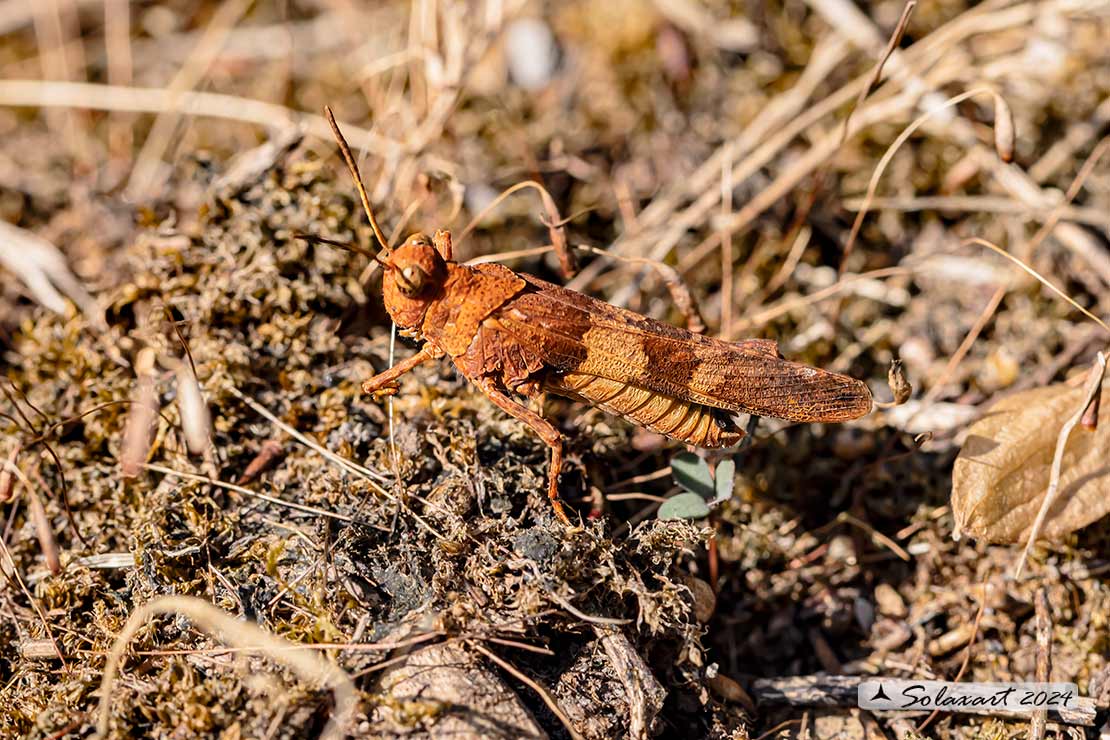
323,106,392,262
293,232,383,263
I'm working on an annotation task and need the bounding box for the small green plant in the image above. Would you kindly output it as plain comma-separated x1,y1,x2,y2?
657,453,735,520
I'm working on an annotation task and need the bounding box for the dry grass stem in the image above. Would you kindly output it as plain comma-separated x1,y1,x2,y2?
0,511,66,667
224,385,449,540
470,641,586,740
95,595,356,740
0,79,401,156
963,237,1110,333
842,88,1010,268
457,179,574,278
124,0,253,199
1014,352,1107,578
141,462,356,524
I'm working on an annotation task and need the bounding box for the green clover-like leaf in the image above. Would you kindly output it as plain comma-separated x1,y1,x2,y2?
713,458,735,504
671,452,714,498
658,492,712,520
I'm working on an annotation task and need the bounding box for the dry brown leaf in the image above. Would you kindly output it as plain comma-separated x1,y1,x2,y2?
379,642,547,739
952,382,1110,544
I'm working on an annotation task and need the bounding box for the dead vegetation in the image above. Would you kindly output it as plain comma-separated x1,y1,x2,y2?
2,0,1110,738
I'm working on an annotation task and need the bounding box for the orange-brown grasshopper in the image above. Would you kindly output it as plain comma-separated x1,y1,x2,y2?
322,108,872,525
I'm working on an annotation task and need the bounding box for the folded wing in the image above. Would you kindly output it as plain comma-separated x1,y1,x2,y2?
494,276,872,423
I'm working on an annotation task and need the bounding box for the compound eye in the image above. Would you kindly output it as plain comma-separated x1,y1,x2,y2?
398,265,427,297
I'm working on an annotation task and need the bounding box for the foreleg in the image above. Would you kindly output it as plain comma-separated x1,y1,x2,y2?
361,345,439,396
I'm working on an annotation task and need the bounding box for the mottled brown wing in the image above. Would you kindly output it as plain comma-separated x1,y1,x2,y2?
494,276,873,423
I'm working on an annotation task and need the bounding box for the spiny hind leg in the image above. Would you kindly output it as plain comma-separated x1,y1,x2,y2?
473,377,571,526
361,344,438,397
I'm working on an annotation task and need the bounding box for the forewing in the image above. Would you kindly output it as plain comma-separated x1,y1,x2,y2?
495,277,872,422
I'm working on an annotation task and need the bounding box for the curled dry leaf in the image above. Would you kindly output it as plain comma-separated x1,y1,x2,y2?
176,366,212,455
120,383,157,478
0,444,19,502
26,486,60,575
888,359,912,405
992,92,1015,163
952,382,1110,544
237,439,284,484
120,349,159,478
0,221,97,318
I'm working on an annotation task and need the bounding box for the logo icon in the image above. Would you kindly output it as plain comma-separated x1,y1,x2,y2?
870,685,891,702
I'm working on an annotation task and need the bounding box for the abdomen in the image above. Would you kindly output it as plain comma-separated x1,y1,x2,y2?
545,372,744,448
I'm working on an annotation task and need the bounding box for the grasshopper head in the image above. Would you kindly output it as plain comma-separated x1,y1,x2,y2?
381,232,448,330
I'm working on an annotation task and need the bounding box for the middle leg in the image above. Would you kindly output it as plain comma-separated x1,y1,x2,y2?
472,376,571,526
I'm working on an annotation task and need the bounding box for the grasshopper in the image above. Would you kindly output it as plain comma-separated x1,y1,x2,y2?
323,108,872,525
